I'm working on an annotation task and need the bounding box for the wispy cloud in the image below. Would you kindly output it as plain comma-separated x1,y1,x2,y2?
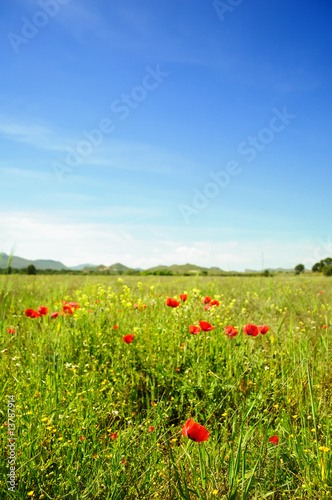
0,113,195,175
0,167,52,182
0,117,66,151
83,140,197,174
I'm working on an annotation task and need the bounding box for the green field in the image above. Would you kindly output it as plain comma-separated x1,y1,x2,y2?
1,275,331,499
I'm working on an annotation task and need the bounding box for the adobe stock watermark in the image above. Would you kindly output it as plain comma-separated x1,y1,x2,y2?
52,65,169,182
6,395,16,493
179,106,296,224
213,0,245,22
7,0,70,54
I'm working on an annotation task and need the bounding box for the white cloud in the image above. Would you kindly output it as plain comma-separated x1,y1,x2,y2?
0,209,324,271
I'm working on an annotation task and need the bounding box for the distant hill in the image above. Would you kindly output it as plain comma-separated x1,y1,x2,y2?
0,253,68,271
80,263,130,272
0,255,134,272
70,263,97,271
144,263,226,275
0,253,300,275
245,268,294,273
109,263,130,272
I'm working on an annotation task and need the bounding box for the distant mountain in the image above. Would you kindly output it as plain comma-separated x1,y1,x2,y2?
0,253,67,271
79,263,130,272
0,254,134,272
1,253,298,275
70,264,97,270
108,263,130,272
245,268,294,273
145,263,225,275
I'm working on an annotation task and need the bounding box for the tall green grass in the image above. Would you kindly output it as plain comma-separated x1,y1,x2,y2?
0,275,331,499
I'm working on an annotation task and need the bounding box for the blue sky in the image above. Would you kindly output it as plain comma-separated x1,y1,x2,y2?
1,0,331,270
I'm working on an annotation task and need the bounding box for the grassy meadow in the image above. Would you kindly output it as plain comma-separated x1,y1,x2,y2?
0,274,331,499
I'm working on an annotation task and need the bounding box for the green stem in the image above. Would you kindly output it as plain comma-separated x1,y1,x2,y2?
198,444,206,492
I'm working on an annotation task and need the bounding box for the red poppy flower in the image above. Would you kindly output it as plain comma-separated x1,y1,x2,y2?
225,326,238,338
62,305,73,315
69,302,80,310
50,312,59,319
189,325,201,335
210,300,220,306
269,435,279,445
113,325,119,329
182,419,209,442
180,294,188,302
123,334,134,344
199,321,215,332
323,325,327,329
121,459,127,464
110,432,118,440
204,304,212,311
258,325,270,335
25,309,40,318
7,328,16,334
79,436,85,441
148,426,155,432
166,298,180,308
38,306,49,316
243,324,259,337
202,296,212,304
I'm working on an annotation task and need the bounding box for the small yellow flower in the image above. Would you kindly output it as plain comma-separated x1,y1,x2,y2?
212,490,219,495
58,437,63,441
41,418,48,422
28,492,34,497
46,426,52,430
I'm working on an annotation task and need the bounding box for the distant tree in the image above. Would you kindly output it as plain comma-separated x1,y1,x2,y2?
7,266,12,275
312,257,332,273
27,264,37,275
322,265,332,276
295,264,305,275
262,269,270,277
